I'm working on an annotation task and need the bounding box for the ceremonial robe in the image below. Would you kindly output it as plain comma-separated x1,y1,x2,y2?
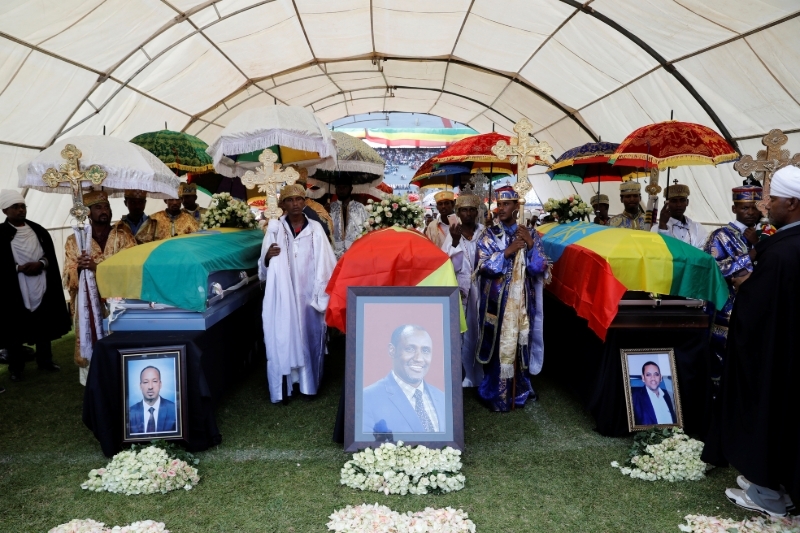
150,211,199,240
121,214,157,244
304,199,333,241
182,206,207,222
424,217,449,249
259,215,336,403
718,223,800,505
330,199,368,259
475,222,549,411
609,209,648,230
653,216,707,248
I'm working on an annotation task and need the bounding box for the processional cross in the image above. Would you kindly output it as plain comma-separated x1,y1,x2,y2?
241,149,300,220
465,169,490,220
734,129,800,217
41,144,107,226
491,118,553,225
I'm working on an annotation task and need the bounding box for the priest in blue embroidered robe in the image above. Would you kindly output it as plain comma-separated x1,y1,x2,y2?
475,187,549,412
702,184,762,393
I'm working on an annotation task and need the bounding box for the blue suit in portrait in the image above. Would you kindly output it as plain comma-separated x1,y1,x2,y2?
362,373,446,434
632,386,676,425
128,397,177,434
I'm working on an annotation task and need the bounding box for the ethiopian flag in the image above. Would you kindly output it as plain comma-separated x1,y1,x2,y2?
97,229,264,312
537,222,728,340
325,227,466,332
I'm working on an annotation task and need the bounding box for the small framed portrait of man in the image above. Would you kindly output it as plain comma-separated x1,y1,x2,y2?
344,286,464,452
621,348,684,432
121,346,187,443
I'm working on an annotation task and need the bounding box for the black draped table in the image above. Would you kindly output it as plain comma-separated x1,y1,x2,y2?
83,298,262,457
544,293,712,437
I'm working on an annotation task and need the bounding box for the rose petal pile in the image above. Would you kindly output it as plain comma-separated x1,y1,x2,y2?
611,429,710,482
679,514,800,533
363,194,425,233
542,195,593,223
49,519,169,533
340,442,465,495
327,504,476,533
201,192,257,230
81,446,200,495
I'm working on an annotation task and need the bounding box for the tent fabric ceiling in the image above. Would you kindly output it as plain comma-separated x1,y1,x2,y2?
1,0,799,230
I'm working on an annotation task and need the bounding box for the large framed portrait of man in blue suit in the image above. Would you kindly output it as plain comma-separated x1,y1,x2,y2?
344,287,464,452
121,346,187,443
621,348,684,432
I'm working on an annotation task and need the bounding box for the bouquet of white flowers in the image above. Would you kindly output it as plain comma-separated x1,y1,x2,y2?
611,428,711,482
340,442,465,495
81,446,200,495
49,519,169,533
327,504,476,533
679,514,800,533
363,194,425,233
201,192,257,230
542,195,593,223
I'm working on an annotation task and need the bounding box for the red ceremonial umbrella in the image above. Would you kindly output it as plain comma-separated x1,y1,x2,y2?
325,227,462,332
432,132,548,166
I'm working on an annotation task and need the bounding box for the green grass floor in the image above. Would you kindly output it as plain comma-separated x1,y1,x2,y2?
0,333,752,533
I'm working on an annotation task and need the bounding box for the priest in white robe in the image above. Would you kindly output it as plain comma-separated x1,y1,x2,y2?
652,183,707,248
259,183,337,403
442,192,485,387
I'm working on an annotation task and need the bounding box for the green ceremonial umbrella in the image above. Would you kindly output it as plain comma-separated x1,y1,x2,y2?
130,129,215,174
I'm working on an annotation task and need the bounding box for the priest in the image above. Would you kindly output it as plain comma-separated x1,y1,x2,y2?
150,197,199,240
609,182,649,230
425,191,455,248
330,182,368,258
702,184,762,393
591,194,610,225
475,187,550,411
1,189,70,383
653,183,707,247
120,189,157,244
292,167,333,243
179,182,207,222
259,183,336,403
63,190,137,384
718,166,800,517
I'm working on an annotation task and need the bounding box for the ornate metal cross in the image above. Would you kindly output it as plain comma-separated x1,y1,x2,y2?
491,118,553,225
465,169,490,220
41,144,107,226
734,129,800,217
241,149,300,220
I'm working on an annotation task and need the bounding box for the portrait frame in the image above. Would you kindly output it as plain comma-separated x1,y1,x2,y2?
120,345,188,443
344,286,464,452
621,348,684,432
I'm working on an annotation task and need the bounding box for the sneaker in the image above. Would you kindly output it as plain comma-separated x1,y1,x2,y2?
726,488,788,517
736,476,795,509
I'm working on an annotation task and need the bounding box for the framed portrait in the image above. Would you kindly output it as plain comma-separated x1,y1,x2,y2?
120,345,187,443
621,348,684,432
344,286,464,452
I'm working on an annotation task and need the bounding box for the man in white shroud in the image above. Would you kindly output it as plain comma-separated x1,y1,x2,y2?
259,183,337,403
441,192,485,387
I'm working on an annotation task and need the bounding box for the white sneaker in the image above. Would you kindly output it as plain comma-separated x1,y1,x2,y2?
726,488,788,517
736,476,795,509
462,378,473,388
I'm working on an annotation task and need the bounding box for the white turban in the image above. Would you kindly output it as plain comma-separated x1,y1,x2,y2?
0,189,25,210
770,165,800,200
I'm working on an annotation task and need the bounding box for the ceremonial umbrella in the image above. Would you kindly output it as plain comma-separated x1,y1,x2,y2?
548,141,647,185
206,105,336,177
325,227,465,333
310,131,386,194
432,132,548,166
19,135,180,199
130,129,214,174
186,172,247,201
410,159,512,190
537,221,729,340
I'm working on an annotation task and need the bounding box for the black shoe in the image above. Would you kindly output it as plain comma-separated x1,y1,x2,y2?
10,373,22,382
39,362,61,372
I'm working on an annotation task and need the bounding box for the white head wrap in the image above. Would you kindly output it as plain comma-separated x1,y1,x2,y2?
0,189,25,210
770,165,800,200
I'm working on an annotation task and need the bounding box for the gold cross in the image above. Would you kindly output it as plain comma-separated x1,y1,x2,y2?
241,149,300,220
41,144,107,224
491,118,553,225
734,129,800,217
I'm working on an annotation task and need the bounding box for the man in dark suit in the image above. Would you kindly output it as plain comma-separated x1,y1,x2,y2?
632,361,676,425
129,366,177,434
362,325,446,435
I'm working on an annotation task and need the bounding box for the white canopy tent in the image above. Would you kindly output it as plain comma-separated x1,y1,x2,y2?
1,0,799,239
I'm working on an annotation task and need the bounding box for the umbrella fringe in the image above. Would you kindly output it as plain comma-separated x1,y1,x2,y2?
207,130,336,168
166,162,215,173
609,152,740,168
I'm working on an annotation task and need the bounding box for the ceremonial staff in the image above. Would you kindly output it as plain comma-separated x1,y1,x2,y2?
240,149,301,221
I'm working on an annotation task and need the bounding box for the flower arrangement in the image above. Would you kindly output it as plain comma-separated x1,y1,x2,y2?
49,519,169,533
201,192,257,230
542,195,593,223
340,442,465,495
81,445,200,495
327,504,476,533
679,514,800,533
363,194,425,233
611,428,711,482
